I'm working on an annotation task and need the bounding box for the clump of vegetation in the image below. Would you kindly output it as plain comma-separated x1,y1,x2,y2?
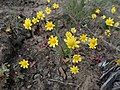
0,0,120,89
22,0,120,75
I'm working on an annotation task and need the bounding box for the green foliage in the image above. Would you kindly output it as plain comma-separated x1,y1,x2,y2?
63,0,120,23
63,0,85,22
0,64,9,76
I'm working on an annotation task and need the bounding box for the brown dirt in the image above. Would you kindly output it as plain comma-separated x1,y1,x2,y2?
0,0,101,90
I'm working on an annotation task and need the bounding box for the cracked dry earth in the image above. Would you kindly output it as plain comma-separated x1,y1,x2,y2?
0,0,101,90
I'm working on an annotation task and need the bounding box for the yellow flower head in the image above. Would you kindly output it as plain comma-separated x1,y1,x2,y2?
48,35,58,47
114,22,119,27
111,6,116,14
52,3,59,9
45,7,52,15
105,30,111,37
19,59,29,69
80,34,88,43
88,37,98,49
70,66,79,74
115,59,120,65
47,0,51,3
101,15,106,19
65,31,72,38
105,17,114,26
45,21,55,31
64,36,80,49
23,18,32,30
91,14,97,19
36,11,45,20
70,27,77,34
32,17,39,24
72,54,82,63
95,8,101,14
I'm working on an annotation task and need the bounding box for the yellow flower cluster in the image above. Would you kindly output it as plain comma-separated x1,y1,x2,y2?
91,6,119,28
61,27,98,74
91,6,119,41
21,0,60,69
70,54,82,74
104,6,119,27
64,28,98,51
91,8,101,20
64,28,81,50
23,0,59,30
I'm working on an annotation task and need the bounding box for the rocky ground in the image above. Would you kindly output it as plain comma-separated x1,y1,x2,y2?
0,0,120,90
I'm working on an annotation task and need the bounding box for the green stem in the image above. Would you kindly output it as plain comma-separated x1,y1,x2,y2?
55,31,65,56
68,49,72,64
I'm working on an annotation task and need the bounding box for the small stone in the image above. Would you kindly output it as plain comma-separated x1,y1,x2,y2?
34,74,40,79
27,85,32,89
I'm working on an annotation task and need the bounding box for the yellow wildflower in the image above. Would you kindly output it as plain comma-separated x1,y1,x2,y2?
80,34,88,43
95,8,101,14
48,35,58,47
52,3,59,9
65,31,72,38
45,7,52,15
23,18,32,30
101,15,106,19
114,22,119,27
105,30,111,37
70,66,79,74
88,37,98,49
47,0,51,3
105,17,114,26
36,11,45,20
91,14,97,19
45,21,55,31
32,17,39,24
111,6,116,14
115,59,120,65
64,36,80,49
72,54,82,63
19,59,29,69
70,27,77,34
